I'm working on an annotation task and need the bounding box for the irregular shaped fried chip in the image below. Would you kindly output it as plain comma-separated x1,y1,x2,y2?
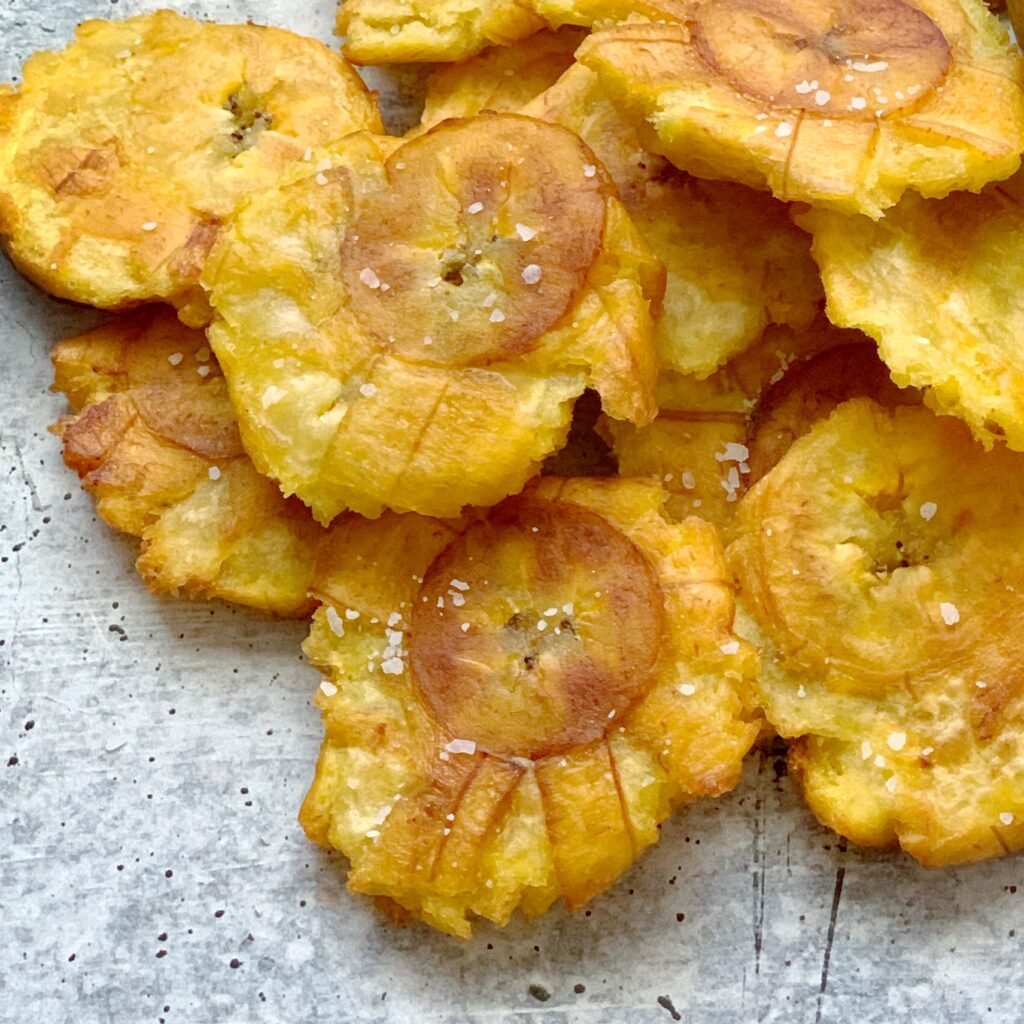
203,113,663,523
339,0,546,63
0,11,381,322
300,477,760,936
602,319,880,534
419,28,584,129
745,342,919,483
578,0,1024,217
52,309,321,616
339,0,681,64
422,53,821,375
731,399,1024,867
798,174,1024,450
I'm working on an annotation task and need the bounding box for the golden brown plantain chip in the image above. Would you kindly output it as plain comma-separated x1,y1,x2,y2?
418,28,585,129
202,113,663,523
731,399,1024,867
577,0,1024,217
0,11,381,321
797,172,1024,451
601,319,898,535
299,477,760,936
420,50,822,376
339,0,682,64
52,309,321,617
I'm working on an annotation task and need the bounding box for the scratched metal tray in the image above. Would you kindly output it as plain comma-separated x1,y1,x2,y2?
1,3,1022,1022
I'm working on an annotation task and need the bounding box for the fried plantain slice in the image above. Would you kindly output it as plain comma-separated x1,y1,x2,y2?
578,0,1024,217
300,477,760,936
0,11,381,322
420,51,822,376
202,113,663,524
52,309,321,617
798,174,1024,450
339,0,547,63
339,0,683,64
731,399,1024,867
418,29,585,129
745,341,920,483
601,319,897,534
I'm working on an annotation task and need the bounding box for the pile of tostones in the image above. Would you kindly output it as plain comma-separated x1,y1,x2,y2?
6,0,1024,936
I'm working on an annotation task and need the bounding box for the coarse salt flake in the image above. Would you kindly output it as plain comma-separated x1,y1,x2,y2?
775,122,793,138
319,680,338,697
720,640,740,655
207,466,221,481
444,738,477,755
583,164,597,177
919,501,938,521
515,223,536,241
325,607,345,637
344,609,360,621
678,683,696,697
167,352,184,366
359,268,381,289
381,657,404,675
359,382,378,398
141,221,158,232
466,201,484,214
489,309,506,323
716,442,750,463
1000,812,1015,826
522,264,542,285
940,602,960,626
887,731,907,752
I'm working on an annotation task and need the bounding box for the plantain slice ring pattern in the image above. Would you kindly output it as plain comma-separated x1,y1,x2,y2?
578,0,1024,217
300,478,761,936
731,399,1024,867
202,113,663,523
0,11,382,322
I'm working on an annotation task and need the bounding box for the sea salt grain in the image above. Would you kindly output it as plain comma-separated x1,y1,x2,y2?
522,264,542,285
325,607,345,638
444,739,477,755
939,602,960,626
919,501,938,521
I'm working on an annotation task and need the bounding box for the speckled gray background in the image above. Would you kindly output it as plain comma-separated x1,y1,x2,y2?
2,3,1023,1022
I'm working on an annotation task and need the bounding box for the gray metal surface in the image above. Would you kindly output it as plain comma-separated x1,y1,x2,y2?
1,3,1022,1022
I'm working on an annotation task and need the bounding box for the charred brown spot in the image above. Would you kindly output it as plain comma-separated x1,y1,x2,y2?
36,142,121,197
411,496,665,760
168,218,221,283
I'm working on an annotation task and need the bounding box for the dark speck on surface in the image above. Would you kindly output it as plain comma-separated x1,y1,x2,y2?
527,984,550,1003
657,995,682,1021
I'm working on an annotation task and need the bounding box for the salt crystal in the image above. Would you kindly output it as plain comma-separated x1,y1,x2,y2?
325,607,345,637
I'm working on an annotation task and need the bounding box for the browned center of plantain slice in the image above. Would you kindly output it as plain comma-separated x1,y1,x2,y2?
340,115,609,368
411,496,664,759
694,0,951,118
